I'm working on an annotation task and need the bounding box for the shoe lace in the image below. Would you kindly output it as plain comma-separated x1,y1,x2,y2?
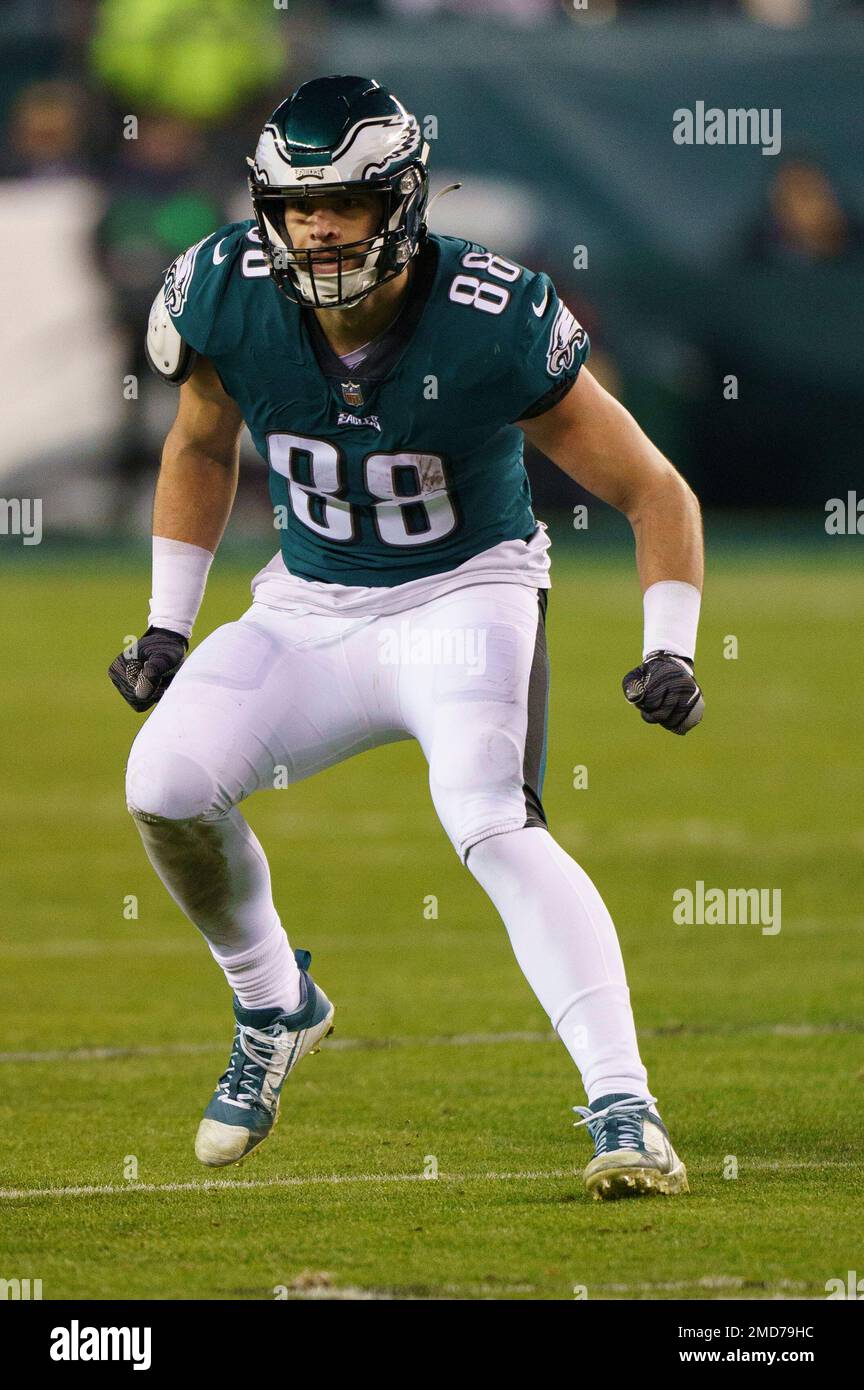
216,1023,286,1110
572,1095,658,1154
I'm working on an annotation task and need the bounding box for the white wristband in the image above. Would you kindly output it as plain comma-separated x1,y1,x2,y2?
642,580,701,660
148,536,213,640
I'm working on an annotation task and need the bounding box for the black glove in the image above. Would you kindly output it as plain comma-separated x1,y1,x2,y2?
108,626,188,712
622,650,704,735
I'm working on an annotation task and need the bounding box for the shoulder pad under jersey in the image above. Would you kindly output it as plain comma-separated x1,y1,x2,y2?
145,222,252,384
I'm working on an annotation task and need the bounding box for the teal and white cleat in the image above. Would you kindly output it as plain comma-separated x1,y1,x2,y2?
573,1092,689,1201
195,948,334,1168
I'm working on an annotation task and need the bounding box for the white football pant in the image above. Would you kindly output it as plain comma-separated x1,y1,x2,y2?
125,583,651,1103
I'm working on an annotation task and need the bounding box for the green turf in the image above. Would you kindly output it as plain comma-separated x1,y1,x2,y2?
1,540,862,1300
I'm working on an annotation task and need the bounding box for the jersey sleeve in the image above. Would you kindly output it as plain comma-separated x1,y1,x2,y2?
160,224,241,355
507,270,590,423
145,221,252,387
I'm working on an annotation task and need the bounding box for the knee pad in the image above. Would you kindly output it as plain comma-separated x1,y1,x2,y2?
126,746,220,823
429,723,528,861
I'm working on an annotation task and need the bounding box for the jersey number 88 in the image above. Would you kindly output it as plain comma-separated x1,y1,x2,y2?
448,251,522,315
268,435,458,548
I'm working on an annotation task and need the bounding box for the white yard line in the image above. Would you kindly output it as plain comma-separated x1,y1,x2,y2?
0,1020,859,1066
0,1159,854,1203
0,1030,552,1064
0,1169,571,1201
738,1158,857,1171
284,1286,401,1301
593,1276,813,1294
287,1282,536,1300
0,941,202,958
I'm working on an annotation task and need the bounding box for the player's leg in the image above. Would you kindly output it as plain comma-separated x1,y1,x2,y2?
467,828,687,1198
399,583,686,1197
125,605,381,1011
399,582,646,1094
124,602,403,1165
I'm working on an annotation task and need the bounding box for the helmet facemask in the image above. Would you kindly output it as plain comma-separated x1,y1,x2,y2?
248,163,428,309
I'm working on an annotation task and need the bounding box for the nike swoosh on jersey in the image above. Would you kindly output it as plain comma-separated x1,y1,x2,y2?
212,238,228,265
532,286,549,317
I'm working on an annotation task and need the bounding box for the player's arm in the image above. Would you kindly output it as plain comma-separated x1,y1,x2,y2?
519,366,705,734
108,358,244,712
520,365,702,591
153,355,243,551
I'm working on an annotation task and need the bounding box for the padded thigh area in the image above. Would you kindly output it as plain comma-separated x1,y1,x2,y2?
125,609,403,820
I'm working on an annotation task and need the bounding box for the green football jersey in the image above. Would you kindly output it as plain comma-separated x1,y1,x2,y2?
160,222,589,586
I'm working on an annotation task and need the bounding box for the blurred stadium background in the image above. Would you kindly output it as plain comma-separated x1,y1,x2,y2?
2,0,863,1302
1,0,862,533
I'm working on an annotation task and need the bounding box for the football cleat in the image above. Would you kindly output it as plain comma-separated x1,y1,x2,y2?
573,1092,689,1201
195,948,334,1168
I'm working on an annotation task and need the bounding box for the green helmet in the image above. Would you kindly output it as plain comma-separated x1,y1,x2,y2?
247,75,430,309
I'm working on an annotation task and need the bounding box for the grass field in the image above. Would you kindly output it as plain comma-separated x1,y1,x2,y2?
1,534,862,1300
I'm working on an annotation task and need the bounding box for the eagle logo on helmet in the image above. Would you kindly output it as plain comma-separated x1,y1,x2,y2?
361,115,421,178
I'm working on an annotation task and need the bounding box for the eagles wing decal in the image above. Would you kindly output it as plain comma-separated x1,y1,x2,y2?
262,121,298,170
164,237,209,317
545,300,586,377
360,115,421,177
253,114,421,186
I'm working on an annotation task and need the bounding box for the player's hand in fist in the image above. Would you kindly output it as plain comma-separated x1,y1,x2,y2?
622,650,704,735
108,626,188,712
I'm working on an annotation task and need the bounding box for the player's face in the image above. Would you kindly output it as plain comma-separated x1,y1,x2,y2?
283,191,385,270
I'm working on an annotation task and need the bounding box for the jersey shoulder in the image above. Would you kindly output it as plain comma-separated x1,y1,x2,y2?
163,220,256,353
428,232,590,422
146,220,258,382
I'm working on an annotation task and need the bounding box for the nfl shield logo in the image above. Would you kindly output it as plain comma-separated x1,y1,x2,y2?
341,381,364,407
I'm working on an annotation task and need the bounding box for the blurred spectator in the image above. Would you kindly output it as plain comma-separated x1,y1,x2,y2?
2,80,88,180
94,113,230,519
91,0,285,124
691,155,864,507
741,0,810,25
742,157,864,265
95,114,227,309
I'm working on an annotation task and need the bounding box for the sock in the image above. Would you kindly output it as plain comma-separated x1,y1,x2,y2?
209,923,302,1014
467,826,653,1105
131,805,301,1012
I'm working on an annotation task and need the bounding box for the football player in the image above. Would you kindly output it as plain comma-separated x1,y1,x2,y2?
109,76,704,1200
